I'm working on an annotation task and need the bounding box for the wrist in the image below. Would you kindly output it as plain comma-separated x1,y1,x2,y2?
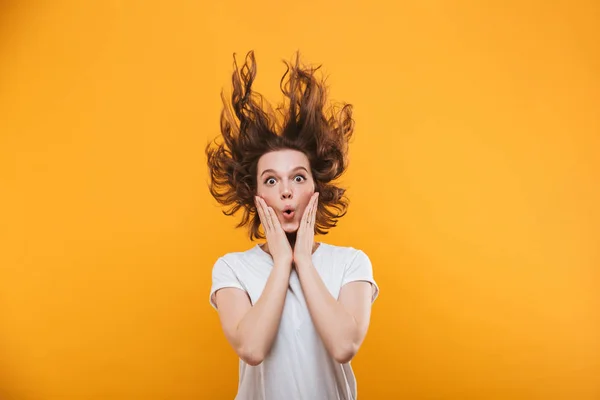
273,257,293,269
293,258,313,270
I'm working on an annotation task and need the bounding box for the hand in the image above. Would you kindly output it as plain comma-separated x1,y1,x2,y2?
255,196,293,267
293,192,319,268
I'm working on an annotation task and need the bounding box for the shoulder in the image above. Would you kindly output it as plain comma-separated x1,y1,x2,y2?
317,242,371,264
210,245,263,290
318,242,379,301
213,245,261,268
211,244,272,283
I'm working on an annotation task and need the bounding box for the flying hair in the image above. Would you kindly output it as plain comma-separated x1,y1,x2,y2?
205,50,355,240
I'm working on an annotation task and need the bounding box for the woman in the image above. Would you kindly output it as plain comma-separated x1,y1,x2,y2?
206,50,379,400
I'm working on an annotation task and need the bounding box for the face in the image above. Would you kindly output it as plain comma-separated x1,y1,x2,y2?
256,149,316,233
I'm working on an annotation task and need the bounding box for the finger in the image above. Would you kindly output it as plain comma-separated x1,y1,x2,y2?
255,197,268,233
307,193,318,224
296,207,305,235
267,206,279,231
305,200,313,225
299,203,311,233
302,196,313,223
260,198,274,232
311,193,319,227
257,197,273,233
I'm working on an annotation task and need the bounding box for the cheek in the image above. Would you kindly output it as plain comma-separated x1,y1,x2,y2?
257,192,276,207
299,189,315,206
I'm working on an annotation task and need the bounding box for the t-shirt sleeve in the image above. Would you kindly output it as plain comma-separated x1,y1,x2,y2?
209,257,246,310
341,250,380,303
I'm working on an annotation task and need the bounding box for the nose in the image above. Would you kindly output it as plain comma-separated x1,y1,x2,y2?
281,186,293,200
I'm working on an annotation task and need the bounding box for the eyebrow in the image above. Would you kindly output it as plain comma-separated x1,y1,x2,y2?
260,166,309,178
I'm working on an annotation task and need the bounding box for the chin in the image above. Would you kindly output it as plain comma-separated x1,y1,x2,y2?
281,222,300,233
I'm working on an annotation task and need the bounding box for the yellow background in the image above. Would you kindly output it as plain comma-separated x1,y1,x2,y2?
1,1,598,399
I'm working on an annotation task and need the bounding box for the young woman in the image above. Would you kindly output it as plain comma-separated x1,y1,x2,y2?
206,51,379,400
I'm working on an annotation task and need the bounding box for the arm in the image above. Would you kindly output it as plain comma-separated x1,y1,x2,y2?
214,261,291,366
292,193,375,363
295,261,374,364
214,196,294,366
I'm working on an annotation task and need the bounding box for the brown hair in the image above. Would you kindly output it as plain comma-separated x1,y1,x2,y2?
205,50,355,240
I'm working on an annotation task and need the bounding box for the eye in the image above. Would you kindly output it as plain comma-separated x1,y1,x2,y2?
264,177,276,185
294,174,306,183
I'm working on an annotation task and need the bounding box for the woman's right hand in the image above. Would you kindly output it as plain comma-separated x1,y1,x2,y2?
255,196,293,267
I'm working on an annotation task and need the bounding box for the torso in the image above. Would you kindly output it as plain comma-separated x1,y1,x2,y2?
215,242,365,400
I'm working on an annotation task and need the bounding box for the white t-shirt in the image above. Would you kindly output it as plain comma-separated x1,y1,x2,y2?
209,242,379,400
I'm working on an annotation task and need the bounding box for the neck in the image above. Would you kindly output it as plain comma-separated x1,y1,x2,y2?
286,232,298,248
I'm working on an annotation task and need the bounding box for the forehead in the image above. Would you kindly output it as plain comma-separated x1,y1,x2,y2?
257,149,310,173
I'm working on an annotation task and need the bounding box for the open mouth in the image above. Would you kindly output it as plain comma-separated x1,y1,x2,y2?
282,208,295,219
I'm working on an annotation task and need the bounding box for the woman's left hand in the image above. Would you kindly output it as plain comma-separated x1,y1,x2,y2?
293,192,319,268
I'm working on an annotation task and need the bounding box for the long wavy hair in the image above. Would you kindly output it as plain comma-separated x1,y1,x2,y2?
205,50,355,240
